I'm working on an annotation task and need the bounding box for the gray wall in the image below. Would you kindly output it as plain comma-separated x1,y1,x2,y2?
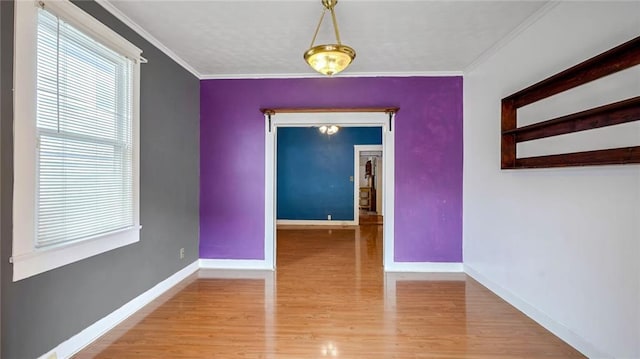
0,1,4,353
1,1,200,358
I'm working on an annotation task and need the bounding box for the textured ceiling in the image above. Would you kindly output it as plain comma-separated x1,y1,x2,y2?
105,0,548,78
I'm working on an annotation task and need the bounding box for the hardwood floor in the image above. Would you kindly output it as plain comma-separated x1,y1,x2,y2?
74,224,584,358
359,210,383,225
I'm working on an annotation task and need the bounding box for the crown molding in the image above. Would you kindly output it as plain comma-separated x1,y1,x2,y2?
94,0,201,78
200,71,463,80
94,0,555,80
464,1,560,73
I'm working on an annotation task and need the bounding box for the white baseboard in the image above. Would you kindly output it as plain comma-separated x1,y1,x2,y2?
35,259,604,359
463,264,606,358
276,219,356,226
38,261,199,359
199,258,273,270
385,261,463,272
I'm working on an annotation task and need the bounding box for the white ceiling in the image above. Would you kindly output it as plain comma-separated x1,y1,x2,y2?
102,0,549,78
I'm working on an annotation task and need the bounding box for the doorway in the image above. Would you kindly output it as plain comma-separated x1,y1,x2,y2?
354,145,383,225
263,110,396,270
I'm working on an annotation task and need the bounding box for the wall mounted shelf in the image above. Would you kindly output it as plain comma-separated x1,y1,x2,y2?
501,36,640,169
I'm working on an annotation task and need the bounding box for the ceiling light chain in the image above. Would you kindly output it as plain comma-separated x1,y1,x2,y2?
309,7,327,48
328,3,341,44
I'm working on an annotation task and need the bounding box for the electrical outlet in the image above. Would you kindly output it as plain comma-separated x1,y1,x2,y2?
328,214,332,221
47,353,58,359
179,248,185,259
349,176,354,182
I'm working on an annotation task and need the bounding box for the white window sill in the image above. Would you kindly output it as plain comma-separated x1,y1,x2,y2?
12,226,141,281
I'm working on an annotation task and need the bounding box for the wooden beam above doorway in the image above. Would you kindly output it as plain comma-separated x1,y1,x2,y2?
260,107,400,116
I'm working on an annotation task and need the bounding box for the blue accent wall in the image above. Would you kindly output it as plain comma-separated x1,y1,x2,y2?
277,127,382,221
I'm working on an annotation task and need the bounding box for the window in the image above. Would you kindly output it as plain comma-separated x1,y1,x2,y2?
13,0,143,281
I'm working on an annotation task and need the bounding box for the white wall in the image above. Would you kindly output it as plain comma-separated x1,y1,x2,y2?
463,2,639,358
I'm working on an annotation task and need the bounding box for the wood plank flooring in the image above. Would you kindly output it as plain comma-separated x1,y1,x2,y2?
74,224,584,358
359,210,383,225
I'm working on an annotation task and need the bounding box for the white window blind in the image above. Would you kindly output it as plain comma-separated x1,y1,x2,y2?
35,8,134,247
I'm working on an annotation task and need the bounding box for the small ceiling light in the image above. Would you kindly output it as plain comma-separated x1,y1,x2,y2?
318,125,339,135
304,0,356,76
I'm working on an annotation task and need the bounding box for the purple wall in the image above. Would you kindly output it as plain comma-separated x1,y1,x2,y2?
200,77,462,262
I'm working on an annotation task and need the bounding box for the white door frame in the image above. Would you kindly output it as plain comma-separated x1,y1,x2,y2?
353,145,383,225
264,111,396,270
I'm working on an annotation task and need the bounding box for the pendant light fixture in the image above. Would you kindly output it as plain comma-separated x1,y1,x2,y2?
318,125,339,135
304,0,356,76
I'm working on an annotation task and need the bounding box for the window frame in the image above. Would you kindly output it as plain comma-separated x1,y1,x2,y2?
13,0,142,281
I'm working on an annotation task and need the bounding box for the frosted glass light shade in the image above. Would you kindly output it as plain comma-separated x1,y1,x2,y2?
318,125,339,135
304,44,356,76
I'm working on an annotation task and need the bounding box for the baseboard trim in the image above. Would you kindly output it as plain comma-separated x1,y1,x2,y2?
385,262,463,272
463,264,607,358
276,219,356,226
35,259,605,359
38,260,199,359
199,258,274,270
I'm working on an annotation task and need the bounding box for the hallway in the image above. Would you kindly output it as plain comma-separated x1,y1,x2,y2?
75,224,583,358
